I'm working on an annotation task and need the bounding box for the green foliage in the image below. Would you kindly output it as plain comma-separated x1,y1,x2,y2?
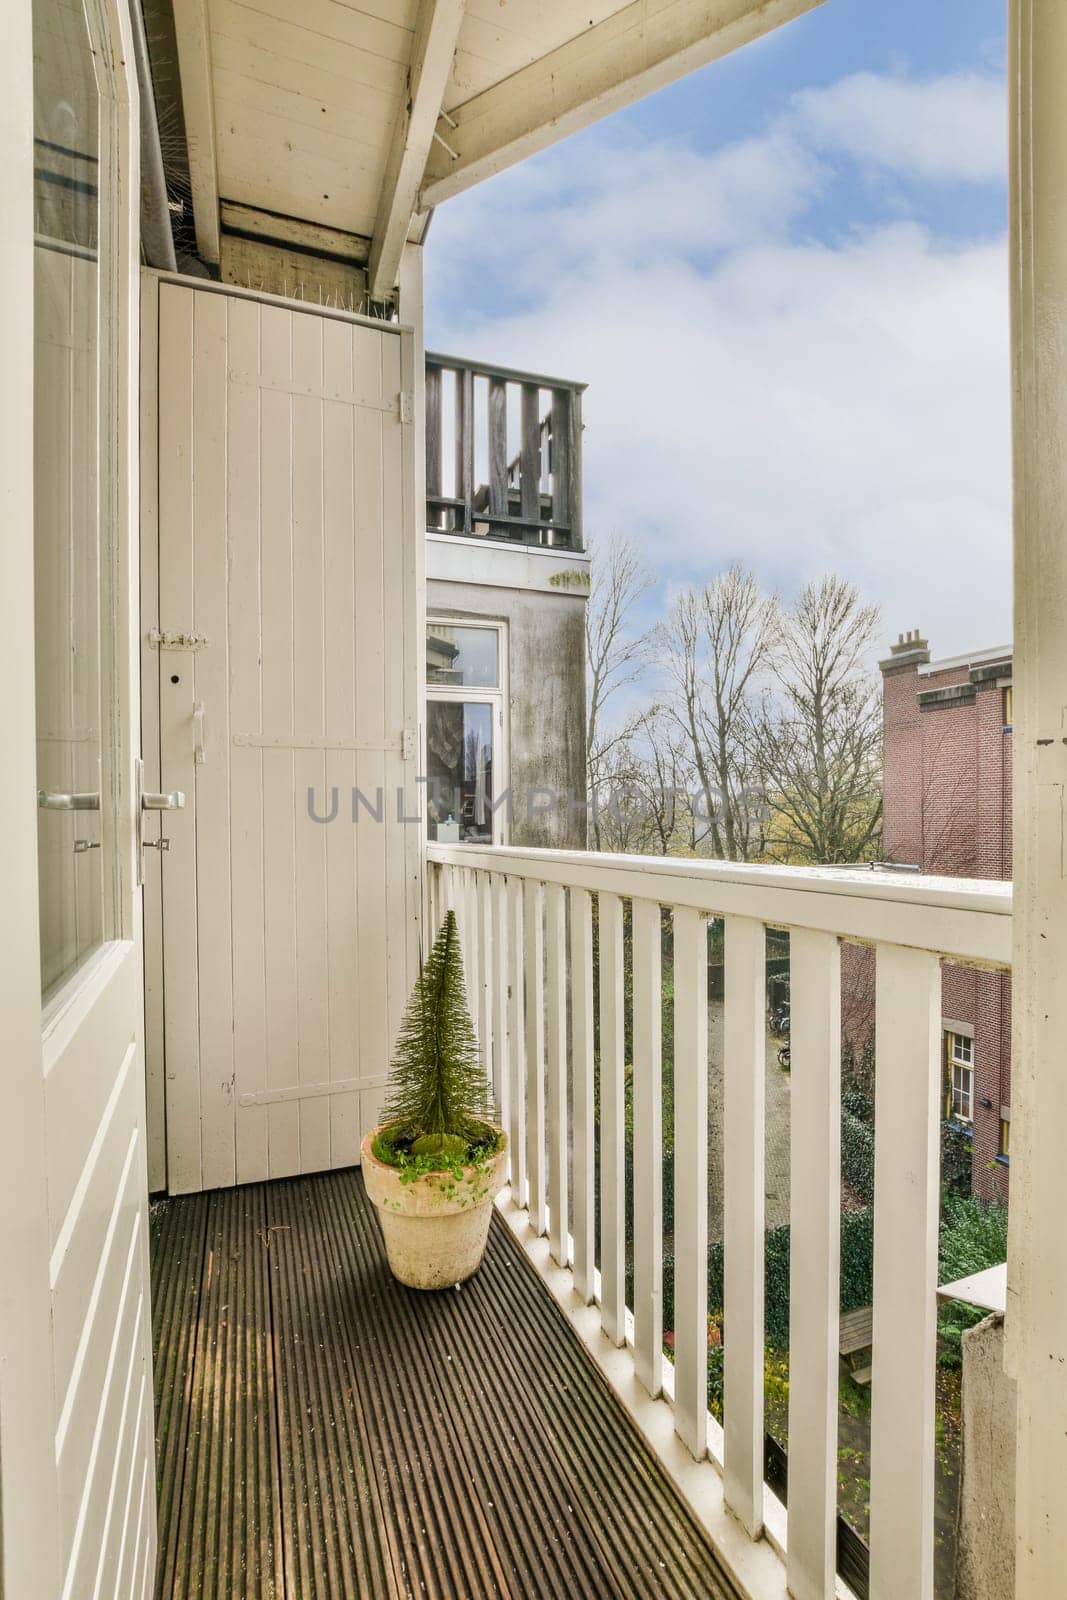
936,1191,1009,1367
940,1120,974,1196
379,911,494,1152
842,1031,876,1114
664,1209,875,1349
841,1111,876,1205
372,1123,499,1183
842,1084,873,1125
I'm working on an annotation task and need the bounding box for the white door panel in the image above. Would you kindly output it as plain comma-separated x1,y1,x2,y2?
0,0,157,1589
153,281,420,1193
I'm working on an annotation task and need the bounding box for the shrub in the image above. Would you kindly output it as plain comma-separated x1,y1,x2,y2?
665,1208,875,1349
937,1191,1009,1366
940,1120,973,1196
841,1111,876,1205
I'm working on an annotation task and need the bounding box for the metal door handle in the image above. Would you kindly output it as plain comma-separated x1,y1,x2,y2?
193,701,206,765
38,790,101,810
141,789,186,810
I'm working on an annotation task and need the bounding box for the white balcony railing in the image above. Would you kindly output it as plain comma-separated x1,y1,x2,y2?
426,842,1012,1600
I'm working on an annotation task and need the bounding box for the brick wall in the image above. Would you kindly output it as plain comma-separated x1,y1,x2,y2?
878,634,1013,1200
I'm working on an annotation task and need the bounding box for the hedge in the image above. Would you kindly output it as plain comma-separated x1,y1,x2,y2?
841,1110,875,1205
663,1206,875,1348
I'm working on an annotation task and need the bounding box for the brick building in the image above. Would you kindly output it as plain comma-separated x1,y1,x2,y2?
880,632,1013,1201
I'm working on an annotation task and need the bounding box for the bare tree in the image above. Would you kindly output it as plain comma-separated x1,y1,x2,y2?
656,565,779,861
758,575,882,865
585,534,654,846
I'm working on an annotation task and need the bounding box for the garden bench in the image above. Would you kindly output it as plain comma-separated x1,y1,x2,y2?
839,1306,874,1385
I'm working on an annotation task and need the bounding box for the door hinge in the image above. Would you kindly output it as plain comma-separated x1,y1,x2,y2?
398,392,415,425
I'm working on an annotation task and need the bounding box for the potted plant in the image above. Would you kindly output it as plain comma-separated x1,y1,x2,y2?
361,909,508,1289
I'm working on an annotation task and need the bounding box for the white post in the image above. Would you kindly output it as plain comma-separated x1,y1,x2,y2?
632,897,663,1398
1007,3,1067,1592
0,0,64,1585
723,914,766,1538
570,886,596,1302
869,946,942,1600
544,881,568,1266
786,929,841,1598
673,905,709,1460
599,891,627,1344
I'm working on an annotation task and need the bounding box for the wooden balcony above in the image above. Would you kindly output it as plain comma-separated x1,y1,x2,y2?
426,353,585,550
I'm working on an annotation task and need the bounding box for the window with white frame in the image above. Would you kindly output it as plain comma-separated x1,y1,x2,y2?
946,1030,974,1122
425,621,507,844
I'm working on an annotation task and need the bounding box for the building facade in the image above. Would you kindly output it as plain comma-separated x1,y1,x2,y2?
423,354,589,852
881,632,1013,1200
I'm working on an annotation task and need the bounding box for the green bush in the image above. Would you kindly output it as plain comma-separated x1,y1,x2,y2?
940,1120,974,1196
664,1208,875,1348
841,1111,876,1205
937,1191,1009,1366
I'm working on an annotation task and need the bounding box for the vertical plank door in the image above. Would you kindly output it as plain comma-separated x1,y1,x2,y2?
154,283,420,1190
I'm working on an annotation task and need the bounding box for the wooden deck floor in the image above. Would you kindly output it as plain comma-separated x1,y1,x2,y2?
150,1169,739,1600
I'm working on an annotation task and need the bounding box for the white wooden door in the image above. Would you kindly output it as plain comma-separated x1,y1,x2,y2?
149,280,421,1194
0,0,157,1592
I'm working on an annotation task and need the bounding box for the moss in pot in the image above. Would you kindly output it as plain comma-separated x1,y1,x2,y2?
361,909,507,1289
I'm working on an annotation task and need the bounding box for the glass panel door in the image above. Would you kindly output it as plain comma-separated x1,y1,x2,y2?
33,0,107,997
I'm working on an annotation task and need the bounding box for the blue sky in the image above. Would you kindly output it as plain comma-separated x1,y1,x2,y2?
425,0,1011,663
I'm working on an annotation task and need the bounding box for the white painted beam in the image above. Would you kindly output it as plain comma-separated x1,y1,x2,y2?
1006,3,1067,1594
420,0,825,209
368,0,465,299
172,0,221,264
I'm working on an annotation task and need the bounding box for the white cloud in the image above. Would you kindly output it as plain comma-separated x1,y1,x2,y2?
425,70,1011,663
793,71,1006,184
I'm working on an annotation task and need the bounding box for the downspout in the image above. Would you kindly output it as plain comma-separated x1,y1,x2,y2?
130,0,177,271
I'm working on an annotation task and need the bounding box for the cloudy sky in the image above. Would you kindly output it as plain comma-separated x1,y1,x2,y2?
423,0,1011,664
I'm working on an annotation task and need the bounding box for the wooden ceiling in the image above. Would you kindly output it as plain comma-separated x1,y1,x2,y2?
168,0,824,297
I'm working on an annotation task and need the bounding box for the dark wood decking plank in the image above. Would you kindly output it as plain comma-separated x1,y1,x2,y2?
155,1186,283,1600
266,1177,395,1600
150,1193,210,1600
321,1169,574,1600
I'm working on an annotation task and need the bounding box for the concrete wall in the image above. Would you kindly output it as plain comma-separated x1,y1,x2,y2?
427,546,588,850
955,1314,1016,1600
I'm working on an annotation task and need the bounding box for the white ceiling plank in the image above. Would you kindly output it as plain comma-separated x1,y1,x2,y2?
367,0,467,300
173,0,222,263
423,0,826,209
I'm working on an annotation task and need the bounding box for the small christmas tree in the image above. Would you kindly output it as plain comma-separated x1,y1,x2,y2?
380,910,494,1160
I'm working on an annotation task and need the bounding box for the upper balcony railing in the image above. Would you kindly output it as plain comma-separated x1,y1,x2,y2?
425,353,585,549
425,841,1013,1600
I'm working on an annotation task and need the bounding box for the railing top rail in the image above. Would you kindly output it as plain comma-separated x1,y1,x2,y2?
426,843,1012,969
425,349,588,394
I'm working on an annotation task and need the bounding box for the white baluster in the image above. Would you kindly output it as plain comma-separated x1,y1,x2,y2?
599,890,626,1345
491,874,509,1151
570,885,595,1303
524,880,546,1235
477,869,493,1086
633,897,663,1397
723,914,767,1538
545,881,568,1266
507,876,527,1206
869,945,941,1600
673,904,709,1459
786,929,842,1597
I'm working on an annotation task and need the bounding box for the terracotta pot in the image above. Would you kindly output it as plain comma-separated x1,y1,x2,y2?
360,1127,508,1291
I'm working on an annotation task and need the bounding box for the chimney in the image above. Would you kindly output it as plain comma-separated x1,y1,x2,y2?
880,628,931,673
